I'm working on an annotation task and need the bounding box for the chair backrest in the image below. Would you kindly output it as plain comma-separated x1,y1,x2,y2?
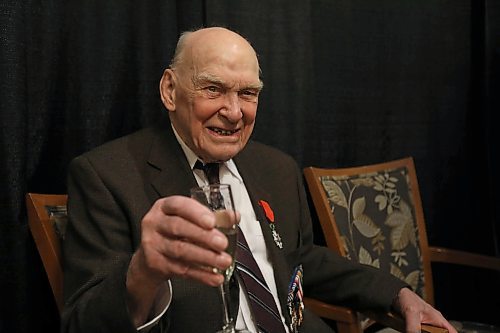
304,157,435,305
26,193,68,314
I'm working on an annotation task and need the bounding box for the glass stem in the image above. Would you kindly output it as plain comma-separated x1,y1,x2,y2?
220,281,233,330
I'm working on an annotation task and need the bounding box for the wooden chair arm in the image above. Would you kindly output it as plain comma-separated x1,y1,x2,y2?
429,246,500,271
368,311,448,333
304,297,448,333
421,324,449,333
304,297,361,333
304,297,358,323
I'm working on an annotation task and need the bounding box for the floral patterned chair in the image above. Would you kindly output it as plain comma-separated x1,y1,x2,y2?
303,157,500,333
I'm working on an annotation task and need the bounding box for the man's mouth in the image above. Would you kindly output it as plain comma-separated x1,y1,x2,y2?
209,127,239,136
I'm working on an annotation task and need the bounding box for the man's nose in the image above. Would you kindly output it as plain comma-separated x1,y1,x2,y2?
219,93,242,122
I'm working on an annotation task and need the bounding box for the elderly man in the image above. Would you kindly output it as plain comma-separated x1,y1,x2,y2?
62,27,456,333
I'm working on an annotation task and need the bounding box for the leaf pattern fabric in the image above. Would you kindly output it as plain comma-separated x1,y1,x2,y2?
320,166,425,298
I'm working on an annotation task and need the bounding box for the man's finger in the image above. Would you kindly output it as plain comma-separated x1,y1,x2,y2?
159,196,216,229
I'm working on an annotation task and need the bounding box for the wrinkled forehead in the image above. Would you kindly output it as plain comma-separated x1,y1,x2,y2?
178,29,260,79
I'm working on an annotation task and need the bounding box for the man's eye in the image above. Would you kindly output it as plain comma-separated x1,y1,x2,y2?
240,90,256,96
207,86,219,93
240,90,259,100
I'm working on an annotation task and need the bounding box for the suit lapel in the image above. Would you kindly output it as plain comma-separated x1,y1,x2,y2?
234,151,293,328
145,124,198,199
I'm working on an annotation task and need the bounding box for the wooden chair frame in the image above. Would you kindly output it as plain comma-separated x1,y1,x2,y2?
26,192,68,314
303,157,500,333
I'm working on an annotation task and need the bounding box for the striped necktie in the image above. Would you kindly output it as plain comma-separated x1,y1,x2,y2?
194,160,221,185
235,229,287,333
194,161,224,209
194,161,286,333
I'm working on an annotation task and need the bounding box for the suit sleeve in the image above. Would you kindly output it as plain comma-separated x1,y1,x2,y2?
61,155,164,333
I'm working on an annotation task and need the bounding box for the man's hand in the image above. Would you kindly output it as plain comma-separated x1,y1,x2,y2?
394,288,457,333
126,196,233,326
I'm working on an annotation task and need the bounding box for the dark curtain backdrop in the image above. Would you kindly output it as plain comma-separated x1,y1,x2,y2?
1,0,499,332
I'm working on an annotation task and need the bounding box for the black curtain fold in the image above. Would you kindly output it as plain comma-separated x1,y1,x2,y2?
485,0,500,257
1,0,499,331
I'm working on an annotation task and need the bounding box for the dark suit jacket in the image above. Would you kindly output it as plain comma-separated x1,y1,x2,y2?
61,115,406,333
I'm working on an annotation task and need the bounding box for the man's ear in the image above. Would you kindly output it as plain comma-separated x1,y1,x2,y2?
159,68,176,111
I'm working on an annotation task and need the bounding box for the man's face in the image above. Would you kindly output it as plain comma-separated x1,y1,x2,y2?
163,30,263,162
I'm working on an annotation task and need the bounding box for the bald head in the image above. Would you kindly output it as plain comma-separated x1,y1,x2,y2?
170,27,261,78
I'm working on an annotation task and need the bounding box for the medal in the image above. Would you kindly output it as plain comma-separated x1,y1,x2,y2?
287,265,304,332
270,223,283,249
258,200,283,249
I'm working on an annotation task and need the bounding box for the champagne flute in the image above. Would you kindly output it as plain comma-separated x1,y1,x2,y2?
191,184,239,333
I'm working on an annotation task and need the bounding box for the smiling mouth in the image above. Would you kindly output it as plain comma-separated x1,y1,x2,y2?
209,127,239,136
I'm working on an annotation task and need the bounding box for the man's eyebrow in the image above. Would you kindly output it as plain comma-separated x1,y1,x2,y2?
245,81,264,91
192,73,223,86
193,73,263,91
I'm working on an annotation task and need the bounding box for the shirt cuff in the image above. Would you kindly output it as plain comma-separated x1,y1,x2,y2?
137,280,172,332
